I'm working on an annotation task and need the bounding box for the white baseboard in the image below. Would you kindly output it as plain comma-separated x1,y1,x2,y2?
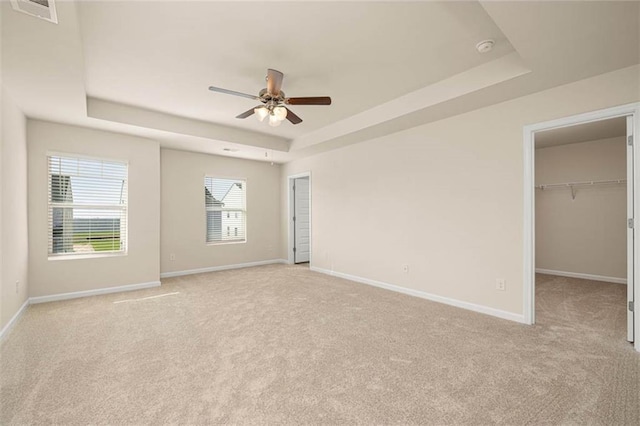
2,281,164,339
29,281,161,304
0,299,30,342
310,266,525,324
160,259,288,279
535,268,626,285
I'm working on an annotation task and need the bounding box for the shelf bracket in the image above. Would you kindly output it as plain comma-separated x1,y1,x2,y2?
570,185,577,200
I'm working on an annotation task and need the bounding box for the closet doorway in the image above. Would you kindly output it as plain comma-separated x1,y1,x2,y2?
523,104,639,351
288,172,311,265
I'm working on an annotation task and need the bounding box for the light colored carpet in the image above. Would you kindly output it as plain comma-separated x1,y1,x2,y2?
1,266,638,424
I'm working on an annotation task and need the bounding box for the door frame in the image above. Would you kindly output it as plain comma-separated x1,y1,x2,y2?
287,171,312,265
522,102,640,352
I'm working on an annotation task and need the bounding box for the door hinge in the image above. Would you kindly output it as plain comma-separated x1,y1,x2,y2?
629,218,634,229
628,135,634,146
630,301,634,312
293,216,296,222
293,247,296,253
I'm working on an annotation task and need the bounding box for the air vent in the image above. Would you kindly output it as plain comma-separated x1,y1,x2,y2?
10,0,58,24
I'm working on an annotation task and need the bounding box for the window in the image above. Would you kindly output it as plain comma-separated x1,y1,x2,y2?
48,155,128,257
205,177,246,243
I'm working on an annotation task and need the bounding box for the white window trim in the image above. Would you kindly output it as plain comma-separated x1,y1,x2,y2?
205,175,247,245
47,153,129,259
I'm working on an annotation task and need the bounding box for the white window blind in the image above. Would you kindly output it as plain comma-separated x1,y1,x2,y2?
205,177,246,244
48,155,128,257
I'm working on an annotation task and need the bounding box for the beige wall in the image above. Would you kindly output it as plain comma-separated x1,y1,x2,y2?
281,65,640,317
535,137,627,279
160,149,281,274
1,88,29,330
1,90,3,329
28,121,161,297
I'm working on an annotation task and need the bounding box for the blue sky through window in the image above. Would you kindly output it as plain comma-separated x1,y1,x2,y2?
206,178,236,201
49,156,127,218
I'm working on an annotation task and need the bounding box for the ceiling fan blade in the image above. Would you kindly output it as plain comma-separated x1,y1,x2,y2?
267,69,284,96
285,96,332,106
208,86,260,101
236,107,260,119
285,107,303,125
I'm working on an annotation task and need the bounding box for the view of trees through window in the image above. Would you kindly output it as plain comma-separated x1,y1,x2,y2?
48,156,128,256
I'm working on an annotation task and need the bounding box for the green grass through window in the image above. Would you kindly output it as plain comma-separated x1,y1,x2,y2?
72,232,121,252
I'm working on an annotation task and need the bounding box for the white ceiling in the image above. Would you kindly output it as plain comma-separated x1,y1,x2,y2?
78,1,513,140
535,117,627,149
1,1,639,163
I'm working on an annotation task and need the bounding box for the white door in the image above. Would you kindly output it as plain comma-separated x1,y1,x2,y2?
294,177,310,263
627,115,635,343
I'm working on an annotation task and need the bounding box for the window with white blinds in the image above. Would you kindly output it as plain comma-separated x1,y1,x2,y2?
48,155,128,257
205,177,246,244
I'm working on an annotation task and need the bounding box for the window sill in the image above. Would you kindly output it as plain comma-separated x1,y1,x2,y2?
206,240,247,246
48,252,128,261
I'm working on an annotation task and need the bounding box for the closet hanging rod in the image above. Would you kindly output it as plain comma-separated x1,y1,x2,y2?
535,179,626,190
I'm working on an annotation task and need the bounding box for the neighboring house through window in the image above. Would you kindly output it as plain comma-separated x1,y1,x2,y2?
48,155,128,257
205,177,246,243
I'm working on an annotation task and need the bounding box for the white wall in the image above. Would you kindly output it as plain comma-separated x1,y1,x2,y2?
160,149,281,275
281,65,640,317
536,137,627,280
1,88,28,330
27,121,161,297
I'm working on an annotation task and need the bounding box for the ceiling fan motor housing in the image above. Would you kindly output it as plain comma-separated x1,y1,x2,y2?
259,88,285,105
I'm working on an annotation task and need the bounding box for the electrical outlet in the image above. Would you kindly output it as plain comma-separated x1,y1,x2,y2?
402,264,409,273
496,279,506,291
170,253,176,261
15,281,19,294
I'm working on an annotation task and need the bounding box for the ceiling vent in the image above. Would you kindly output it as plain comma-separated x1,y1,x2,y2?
10,0,58,24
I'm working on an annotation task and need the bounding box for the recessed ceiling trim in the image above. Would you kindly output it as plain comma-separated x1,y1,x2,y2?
86,98,290,152
290,52,531,151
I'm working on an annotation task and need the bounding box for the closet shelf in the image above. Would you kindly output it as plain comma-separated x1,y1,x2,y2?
535,179,626,200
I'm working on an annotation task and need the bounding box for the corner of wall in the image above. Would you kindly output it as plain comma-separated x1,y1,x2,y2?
1,86,29,332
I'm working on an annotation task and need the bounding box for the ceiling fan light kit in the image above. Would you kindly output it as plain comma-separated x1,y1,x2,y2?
273,106,287,120
208,69,331,126
254,106,269,122
255,105,288,126
269,115,281,127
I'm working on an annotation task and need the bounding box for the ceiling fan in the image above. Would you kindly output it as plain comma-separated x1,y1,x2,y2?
208,69,331,127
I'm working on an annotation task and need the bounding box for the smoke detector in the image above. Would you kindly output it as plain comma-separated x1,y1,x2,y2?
10,0,58,24
476,39,495,54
